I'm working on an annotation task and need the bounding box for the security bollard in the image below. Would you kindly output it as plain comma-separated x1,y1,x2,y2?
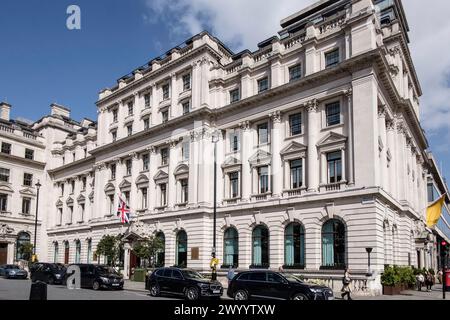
29,280,47,301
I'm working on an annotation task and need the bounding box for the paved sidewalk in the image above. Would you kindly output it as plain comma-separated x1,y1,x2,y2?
123,280,147,293
353,284,449,300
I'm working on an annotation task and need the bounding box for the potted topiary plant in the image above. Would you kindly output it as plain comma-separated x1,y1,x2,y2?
381,266,401,295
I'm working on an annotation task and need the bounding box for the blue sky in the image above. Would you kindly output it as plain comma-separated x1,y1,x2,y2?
0,0,449,181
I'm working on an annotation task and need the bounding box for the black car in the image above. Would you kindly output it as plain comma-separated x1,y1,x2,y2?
30,263,66,284
147,267,223,300
227,271,334,300
66,264,124,290
0,264,28,279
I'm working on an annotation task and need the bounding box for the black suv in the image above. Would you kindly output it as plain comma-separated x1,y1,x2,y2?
147,267,223,300
227,271,334,300
66,264,124,290
30,263,66,284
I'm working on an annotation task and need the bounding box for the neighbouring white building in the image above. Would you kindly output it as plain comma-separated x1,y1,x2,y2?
1,0,449,296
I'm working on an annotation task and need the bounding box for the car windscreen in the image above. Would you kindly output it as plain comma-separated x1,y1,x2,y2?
96,266,119,275
181,270,204,279
7,265,20,270
281,273,303,283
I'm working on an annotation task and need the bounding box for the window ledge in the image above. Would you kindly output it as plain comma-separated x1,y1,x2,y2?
154,206,167,211
223,197,241,205
176,202,188,208
282,187,307,197
284,133,304,141
321,123,344,132
319,181,347,192
251,192,272,201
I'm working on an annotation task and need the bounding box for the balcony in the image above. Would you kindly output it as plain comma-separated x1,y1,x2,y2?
251,192,272,202
319,181,347,192
283,187,306,198
223,197,241,205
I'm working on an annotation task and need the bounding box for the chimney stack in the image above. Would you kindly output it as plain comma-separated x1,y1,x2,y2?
0,102,11,121
50,103,71,118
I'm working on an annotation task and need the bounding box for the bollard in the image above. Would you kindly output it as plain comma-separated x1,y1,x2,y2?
29,280,47,301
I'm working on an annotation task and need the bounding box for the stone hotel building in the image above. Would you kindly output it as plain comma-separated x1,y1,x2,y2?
1,0,449,295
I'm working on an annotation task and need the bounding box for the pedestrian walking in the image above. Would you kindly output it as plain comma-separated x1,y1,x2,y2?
341,268,352,300
437,269,443,284
226,266,235,286
425,271,433,292
278,266,284,272
416,272,424,291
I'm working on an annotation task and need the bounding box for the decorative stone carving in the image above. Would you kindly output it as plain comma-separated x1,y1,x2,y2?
378,105,387,118
0,224,14,236
239,120,250,131
306,99,319,113
344,88,353,98
386,119,395,131
269,110,282,123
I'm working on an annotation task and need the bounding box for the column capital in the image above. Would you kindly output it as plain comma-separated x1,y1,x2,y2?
305,99,319,113
386,119,395,131
378,104,387,118
269,110,282,123
239,120,251,131
344,88,353,98
129,152,139,160
167,139,178,149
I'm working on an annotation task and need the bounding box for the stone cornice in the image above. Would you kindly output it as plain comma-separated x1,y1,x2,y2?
0,153,46,169
47,156,96,176
96,44,222,107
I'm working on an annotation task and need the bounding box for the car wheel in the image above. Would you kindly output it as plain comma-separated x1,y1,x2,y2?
92,281,101,291
234,290,248,301
292,293,308,300
185,287,199,301
149,284,160,297
47,276,55,285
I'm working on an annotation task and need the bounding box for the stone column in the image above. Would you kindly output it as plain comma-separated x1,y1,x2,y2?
270,111,283,197
378,105,388,189
123,243,131,280
151,84,158,125
395,120,407,202
386,120,396,197
240,121,251,202
188,133,198,206
191,62,201,109
170,73,178,118
345,89,355,186
168,140,178,208
306,99,319,192
200,57,210,107
148,147,157,210
130,152,139,213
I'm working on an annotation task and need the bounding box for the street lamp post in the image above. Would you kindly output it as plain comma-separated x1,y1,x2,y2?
365,247,373,277
33,180,42,262
211,131,219,280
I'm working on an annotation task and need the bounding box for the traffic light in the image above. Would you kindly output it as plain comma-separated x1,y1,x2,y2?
441,241,449,256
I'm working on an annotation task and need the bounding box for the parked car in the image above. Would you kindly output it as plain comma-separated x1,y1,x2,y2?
0,264,28,279
30,263,66,284
65,264,124,290
147,267,223,300
227,271,334,300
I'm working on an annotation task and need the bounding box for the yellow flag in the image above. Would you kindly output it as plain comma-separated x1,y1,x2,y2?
426,195,446,228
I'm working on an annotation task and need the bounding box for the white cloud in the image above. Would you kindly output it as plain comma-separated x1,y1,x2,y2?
143,0,450,148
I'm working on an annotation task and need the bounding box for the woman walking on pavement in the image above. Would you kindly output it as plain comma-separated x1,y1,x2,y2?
341,268,352,300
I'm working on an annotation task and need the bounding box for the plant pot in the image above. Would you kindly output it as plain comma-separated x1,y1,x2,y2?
383,285,394,295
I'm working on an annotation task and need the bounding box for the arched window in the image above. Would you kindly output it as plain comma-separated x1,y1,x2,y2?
284,223,305,269
321,219,346,269
87,240,92,264
54,242,59,263
155,232,165,267
251,225,269,268
223,228,239,268
176,231,187,268
64,241,70,264
75,240,81,263
15,232,31,261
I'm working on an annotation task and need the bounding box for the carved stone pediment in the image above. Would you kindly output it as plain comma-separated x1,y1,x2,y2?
249,150,271,167
153,170,169,181
316,132,347,148
280,142,307,159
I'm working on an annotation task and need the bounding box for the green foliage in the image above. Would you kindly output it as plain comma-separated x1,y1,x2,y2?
18,243,34,262
132,235,164,268
95,234,124,267
382,265,416,287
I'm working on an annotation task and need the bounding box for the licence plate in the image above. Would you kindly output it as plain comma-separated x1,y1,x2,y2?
213,290,221,294
328,296,334,300
112,284,119,286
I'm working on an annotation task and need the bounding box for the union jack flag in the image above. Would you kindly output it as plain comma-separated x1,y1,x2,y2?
116,195,130,224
